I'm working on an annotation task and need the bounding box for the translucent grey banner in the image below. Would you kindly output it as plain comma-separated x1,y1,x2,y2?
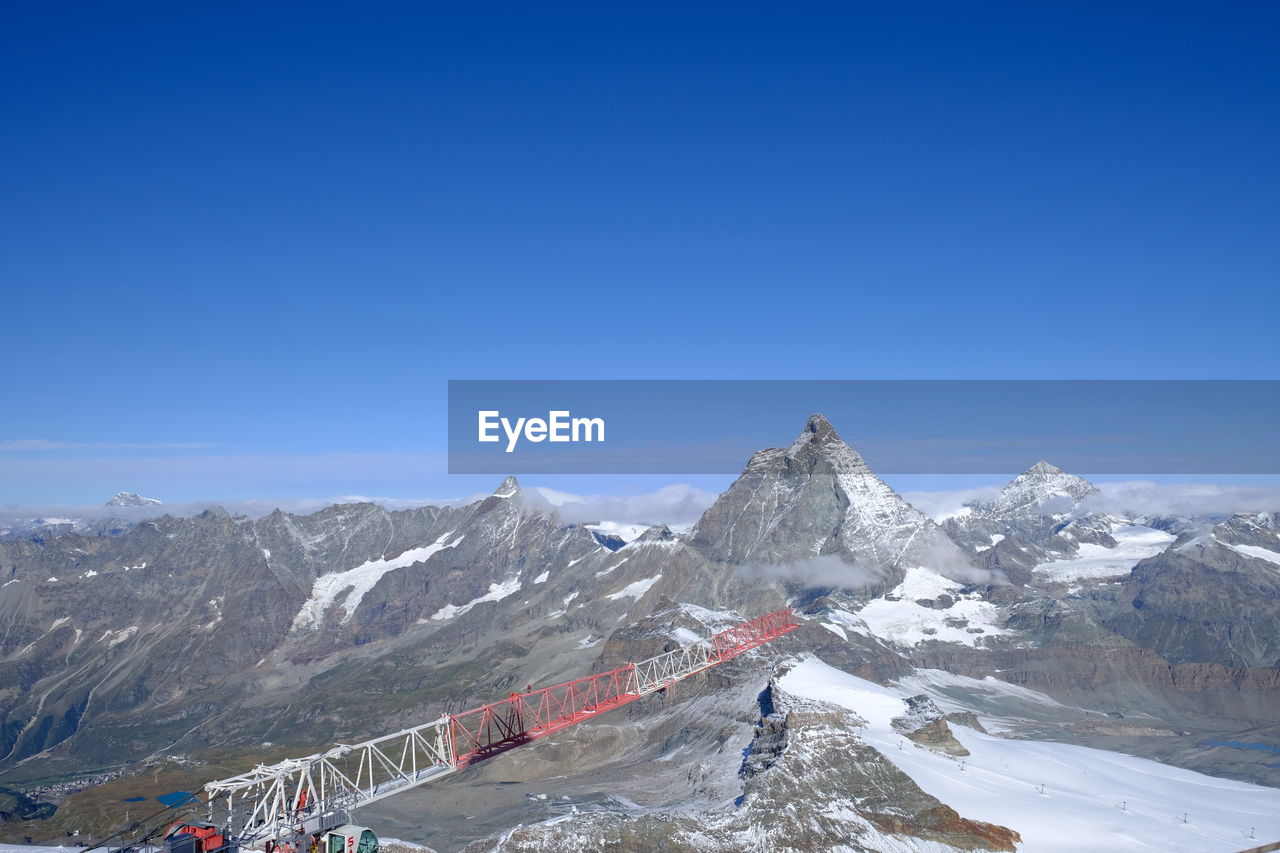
447,380,1280,475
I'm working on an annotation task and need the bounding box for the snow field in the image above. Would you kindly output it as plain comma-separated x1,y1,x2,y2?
778,656,1280,853
1035,524,1175,582
854,568,1011,648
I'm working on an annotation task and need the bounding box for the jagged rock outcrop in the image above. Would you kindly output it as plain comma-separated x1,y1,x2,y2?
893,694,970,755
1213,512,1280,553
979,461,1098,518
463,682,1018,852
945,462,1105,564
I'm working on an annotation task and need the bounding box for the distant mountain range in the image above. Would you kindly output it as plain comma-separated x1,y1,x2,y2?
0,416,1277,851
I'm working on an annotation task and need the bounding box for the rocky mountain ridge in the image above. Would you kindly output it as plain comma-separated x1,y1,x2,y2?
0,415,1277,851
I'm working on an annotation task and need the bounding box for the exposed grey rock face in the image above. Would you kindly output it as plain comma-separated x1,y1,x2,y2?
689,414,972,591
104,492,162,507
0,492,496,764
1105,537,1280,669
1213,512,1280,553
0,473,779,775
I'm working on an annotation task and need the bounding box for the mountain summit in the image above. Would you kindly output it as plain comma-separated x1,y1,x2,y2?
104,491,162,507
975,461,1098,519
689,413,973,588
944,462,1109,585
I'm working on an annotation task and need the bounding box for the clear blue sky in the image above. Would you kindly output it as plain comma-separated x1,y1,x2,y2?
2,2,1277,504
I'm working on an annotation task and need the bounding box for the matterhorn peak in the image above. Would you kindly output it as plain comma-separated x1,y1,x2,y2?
692,414,964,587
105,491,162,507
803,412,840,442
785,413,871,476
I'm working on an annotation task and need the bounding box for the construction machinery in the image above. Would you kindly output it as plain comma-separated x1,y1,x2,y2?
134,609,798,853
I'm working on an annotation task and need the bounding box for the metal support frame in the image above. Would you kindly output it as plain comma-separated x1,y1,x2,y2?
203,609,797,844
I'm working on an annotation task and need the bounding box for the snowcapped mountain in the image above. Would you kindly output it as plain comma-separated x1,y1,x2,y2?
104,491,162,507
944,462,1174,587
973,460,1098,519
1,416,1278,852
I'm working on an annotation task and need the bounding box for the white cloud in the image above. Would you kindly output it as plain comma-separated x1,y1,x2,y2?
903,479,1280,523
524,484,717,529
901,484,1003,522
0,439,222,451
1080,481,1280,518
739,554,886,589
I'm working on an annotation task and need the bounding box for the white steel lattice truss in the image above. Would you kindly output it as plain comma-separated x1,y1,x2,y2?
203,609,797,844
205,720,456,844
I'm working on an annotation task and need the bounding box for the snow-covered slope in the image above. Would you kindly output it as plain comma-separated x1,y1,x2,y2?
778,656,1280,853
848,567,1012,648
1034,523,1176,582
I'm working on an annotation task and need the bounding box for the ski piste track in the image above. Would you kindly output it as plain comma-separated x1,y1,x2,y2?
202,609,799,845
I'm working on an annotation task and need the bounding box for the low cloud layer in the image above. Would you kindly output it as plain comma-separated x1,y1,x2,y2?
0,484,719,533
739,554,887,590
901,485,1003,522
1079,481,1280,518
525,484,718,529
904,480,1280,523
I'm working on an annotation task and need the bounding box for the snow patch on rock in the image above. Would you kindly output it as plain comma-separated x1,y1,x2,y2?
429,576,522,622
605,574,662,601
293,531,463,630
1221,540,1280,566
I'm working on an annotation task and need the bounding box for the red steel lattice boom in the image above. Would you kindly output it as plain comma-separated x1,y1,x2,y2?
449,608,798,768
203,609,799,845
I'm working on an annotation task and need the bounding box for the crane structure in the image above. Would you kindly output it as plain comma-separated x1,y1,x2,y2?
194,609,798,851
